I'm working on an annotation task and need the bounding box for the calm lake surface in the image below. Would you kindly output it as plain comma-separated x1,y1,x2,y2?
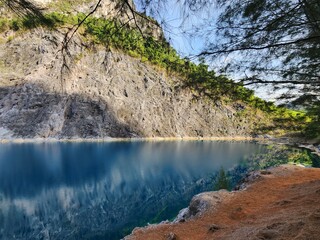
0,141,317,240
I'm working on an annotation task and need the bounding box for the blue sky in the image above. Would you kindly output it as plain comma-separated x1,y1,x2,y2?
134,0,213,57
133,0,280,102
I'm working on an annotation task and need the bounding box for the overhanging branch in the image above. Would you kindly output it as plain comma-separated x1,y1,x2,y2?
62,0,103,48
242,78,320,86
199,35,320,55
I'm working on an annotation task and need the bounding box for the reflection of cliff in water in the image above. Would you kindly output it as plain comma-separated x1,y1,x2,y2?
0,173,208,239
0,141,268,239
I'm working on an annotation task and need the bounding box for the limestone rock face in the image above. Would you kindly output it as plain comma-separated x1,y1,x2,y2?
0,28,256,139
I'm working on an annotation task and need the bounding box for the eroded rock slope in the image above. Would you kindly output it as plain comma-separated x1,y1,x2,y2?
0,28,260,139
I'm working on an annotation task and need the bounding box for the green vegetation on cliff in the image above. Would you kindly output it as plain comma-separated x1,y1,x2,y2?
0,11,313,136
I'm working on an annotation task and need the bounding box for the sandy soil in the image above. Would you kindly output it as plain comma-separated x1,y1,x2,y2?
126,164,320,240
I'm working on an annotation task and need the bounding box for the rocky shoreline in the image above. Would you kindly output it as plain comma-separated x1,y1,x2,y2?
124,164,320,240
123,167,275,239
123,140,320,239
0,136,260,143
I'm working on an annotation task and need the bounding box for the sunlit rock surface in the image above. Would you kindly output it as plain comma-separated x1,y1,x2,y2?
0,28,259,139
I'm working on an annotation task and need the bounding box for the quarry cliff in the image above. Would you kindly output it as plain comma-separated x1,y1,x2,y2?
0,0,268,139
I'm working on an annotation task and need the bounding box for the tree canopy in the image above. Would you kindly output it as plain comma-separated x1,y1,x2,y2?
208,0,319,102
138,0,320,103
141,0,320,136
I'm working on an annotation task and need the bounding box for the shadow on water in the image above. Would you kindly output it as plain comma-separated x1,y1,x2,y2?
0,141,318,239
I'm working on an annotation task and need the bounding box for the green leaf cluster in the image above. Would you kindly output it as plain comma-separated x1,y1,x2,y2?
214,168,230,191
244,144,316,169
304,103,320,138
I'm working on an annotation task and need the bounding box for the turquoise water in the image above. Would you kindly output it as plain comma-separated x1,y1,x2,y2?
0,141,317,239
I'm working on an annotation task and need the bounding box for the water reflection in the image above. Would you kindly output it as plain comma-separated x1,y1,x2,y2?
0,141,267,239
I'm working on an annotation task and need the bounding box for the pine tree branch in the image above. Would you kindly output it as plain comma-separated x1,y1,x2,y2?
62,0,103,48
242,78,320,86
199,35,320,55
